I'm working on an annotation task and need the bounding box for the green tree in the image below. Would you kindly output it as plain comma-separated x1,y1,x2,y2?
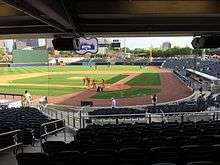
0,48,5,61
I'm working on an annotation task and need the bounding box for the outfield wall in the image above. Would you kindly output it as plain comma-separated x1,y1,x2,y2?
12,50,48,64
10,63,48,67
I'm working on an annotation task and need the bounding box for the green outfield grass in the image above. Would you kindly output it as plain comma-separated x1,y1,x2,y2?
0,65,160,97
12,74,119,86
0,65,153,75
127,73,161,86
92,87,161,99
0,85,84,96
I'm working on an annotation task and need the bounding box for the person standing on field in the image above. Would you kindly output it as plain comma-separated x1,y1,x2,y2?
111,97,117,110
92,79,97,89
151,94,157,106
22,90,32,107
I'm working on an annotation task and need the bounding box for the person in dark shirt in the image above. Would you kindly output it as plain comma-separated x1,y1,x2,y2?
151,94,157,106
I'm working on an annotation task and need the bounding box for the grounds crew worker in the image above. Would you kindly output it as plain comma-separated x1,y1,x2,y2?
22,90,32,107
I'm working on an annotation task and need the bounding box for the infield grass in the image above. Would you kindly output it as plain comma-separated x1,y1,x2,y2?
92,87,161,99
127,73,161,86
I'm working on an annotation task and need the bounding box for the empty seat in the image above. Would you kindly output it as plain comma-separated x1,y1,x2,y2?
149,146,180,164
16,152,49,165
180,145,214,163
119,147,147,165
83,149,117,165
120,137,142,148
49,151,81,165
186,161,216,165
42,141,67,154
152,163,177,165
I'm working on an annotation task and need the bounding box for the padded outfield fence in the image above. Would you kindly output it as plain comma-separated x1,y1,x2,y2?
12,50,48,66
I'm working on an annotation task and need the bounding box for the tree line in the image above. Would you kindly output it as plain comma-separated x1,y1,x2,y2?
127,47,218,57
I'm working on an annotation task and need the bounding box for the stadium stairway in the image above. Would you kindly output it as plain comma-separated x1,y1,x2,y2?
0,131,74,165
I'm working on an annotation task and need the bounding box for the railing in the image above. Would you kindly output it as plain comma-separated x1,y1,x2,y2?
42,105,82,129
42,104,220,129
82,111,219,127
0,129,23,153
173,70,193,88
40,119,66,151
0,92,23,99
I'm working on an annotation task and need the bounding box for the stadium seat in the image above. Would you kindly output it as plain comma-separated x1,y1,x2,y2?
83,149,117,165
49,151,81,165
119,147,147,165
149,146,180,164
186,161,216,165
42,141,67,154
180,145,214,163
16,152,49,165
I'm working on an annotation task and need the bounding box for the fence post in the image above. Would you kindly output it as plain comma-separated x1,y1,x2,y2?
56,111,58,119
181,114,184,123
82,116,85,128
149,114,151,124
40,125,43,152
79,111,82,128
67,112,70,126
213,112,215,121
63,120,66,142
73,112,75,128
61,112,63,119
116,117,119,125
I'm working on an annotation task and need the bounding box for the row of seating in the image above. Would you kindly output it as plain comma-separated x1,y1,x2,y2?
17,121,220,165
41,134,220,153
88,95,218,117
0,107,52,149
69,58,110,65
88,108,146,117
18,144,220,165
163,58,220,78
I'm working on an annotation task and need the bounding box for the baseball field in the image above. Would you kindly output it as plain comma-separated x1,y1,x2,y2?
0,65,161,99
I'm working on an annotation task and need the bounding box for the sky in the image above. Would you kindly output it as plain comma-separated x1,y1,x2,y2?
109,36,193,49
3,36,193,52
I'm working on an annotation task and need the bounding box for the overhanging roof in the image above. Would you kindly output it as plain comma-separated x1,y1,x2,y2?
1,0,220,38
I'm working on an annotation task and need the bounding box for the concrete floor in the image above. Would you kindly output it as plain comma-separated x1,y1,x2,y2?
0,131,75,165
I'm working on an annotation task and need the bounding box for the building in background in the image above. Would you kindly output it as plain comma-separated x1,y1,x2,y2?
0,40,5,48
15,39,39,49
45,38,53,49
98,38,111,55
15,41,27,50
162,42,171,49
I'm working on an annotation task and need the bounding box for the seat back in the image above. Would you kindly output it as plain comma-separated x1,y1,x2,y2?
16,152,49,165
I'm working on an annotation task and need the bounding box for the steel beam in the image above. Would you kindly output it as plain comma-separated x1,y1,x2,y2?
23,0,75,30
1,0,67,32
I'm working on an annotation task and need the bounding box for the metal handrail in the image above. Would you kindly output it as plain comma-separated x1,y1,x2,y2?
83,111,219,118
0,129,23,153
43,104,220,129
40,119,66,151
83,113,147,118
41,119,64,127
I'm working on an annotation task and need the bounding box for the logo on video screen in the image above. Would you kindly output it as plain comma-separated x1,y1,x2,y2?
76,37,98,54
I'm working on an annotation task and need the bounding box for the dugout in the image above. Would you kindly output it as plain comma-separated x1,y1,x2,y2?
11,50,49,67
